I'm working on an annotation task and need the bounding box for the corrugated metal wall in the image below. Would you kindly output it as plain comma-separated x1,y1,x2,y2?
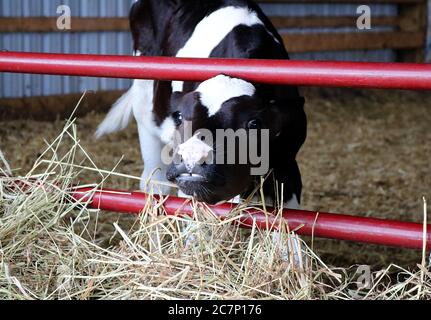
1,1,397,98
260,3,396,62
1,0,135,98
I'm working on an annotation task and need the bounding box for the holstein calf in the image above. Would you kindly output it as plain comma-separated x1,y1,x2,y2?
96,0,307,212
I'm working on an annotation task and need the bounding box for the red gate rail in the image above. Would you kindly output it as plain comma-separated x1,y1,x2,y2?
1,51,431,90
72,188,431,250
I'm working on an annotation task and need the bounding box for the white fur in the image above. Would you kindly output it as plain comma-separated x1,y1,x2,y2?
230,195,241,204
197,75,255,116
284,194,300,210
131,79,172,194
137,125,171,194
158,117,177,145
274,194,304,266
272,232,304,267
95,86,135,138
95,50,144,138
96,76,172,194
178,190,191,199
172,6,268,92
97,47,172,193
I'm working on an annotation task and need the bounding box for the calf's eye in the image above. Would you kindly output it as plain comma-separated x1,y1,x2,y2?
247,119,262,130
172,111,183,126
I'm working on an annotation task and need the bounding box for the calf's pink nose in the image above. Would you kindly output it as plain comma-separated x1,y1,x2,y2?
177,134,212,173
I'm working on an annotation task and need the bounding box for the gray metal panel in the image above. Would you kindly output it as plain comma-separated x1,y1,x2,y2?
1,1,398,98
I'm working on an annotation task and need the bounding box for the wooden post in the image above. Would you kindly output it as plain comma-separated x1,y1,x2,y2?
397,1,427,62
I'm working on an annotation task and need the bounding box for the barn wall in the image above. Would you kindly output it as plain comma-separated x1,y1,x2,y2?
427,0,431,61
1,1,398,98
0,0,135,98
259,3,396,62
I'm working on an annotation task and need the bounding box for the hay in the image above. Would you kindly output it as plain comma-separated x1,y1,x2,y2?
0,107,430,300
1,88,430,267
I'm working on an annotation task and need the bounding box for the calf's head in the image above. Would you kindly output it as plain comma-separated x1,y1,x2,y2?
162,75,304,204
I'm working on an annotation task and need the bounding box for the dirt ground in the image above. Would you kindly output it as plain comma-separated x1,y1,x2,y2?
1,87,430,269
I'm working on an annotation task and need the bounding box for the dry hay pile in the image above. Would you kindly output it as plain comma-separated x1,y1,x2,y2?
0,115,430,300
2,88,430,267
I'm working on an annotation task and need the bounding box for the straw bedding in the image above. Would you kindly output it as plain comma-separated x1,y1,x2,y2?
0,88,430,299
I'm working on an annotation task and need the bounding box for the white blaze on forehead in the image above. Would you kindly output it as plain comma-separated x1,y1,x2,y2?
178,134,213,173
197,75,255,117
172,6,275,92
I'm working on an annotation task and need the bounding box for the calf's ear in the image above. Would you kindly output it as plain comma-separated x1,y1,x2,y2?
268,95,307,157
265,95,305,132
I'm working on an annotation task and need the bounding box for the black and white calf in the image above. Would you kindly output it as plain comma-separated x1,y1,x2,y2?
96,0,307,208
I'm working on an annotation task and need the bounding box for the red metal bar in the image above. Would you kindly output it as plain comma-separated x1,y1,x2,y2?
1,51,431,90
71,188,431,250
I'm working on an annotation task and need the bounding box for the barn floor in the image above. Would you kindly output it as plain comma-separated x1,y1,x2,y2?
1,87,430,269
